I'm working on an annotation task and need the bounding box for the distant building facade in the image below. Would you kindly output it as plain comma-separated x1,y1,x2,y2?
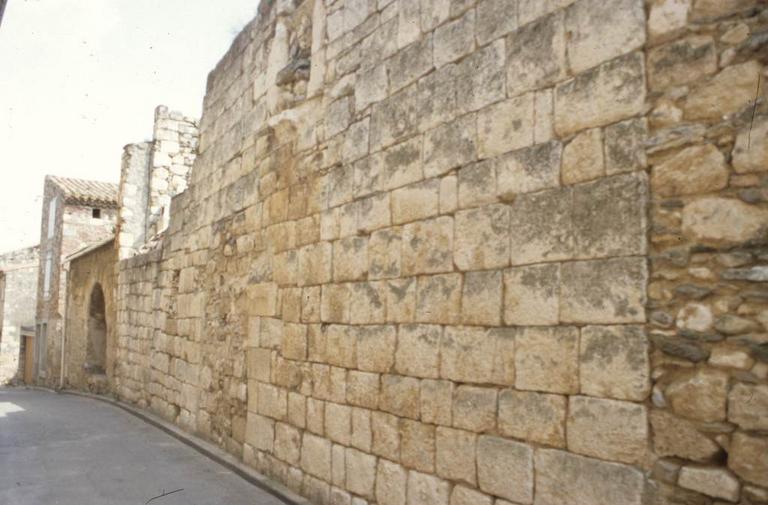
0,246,39,384
34,176,118,387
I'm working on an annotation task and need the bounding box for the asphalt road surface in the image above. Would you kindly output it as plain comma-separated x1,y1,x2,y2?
0,388,286,505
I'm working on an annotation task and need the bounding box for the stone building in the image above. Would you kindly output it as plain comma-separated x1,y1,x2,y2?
34,176,118,387
0,245,39,384
59,1,768,505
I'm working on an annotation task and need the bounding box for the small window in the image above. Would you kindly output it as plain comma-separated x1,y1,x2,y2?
92,208,101,219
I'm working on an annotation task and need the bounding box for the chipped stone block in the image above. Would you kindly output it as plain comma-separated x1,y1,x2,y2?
567,396,647,465
678,466,740,502
648,0,690,43
423,114,477,178
402,217,454,275
534,449,645,505
579,325,650,401
650,410,722,462
415,274,461,325
562,128,604,185
376,459,407,505
380,374,421,419
454,204,510,271
503,264,559,326
274,422,301,465
436,427,477,485
461,270,502,326
509,186,572,265
555,52,646,137
564,0,645,74
515,326,579,394
603,118,647,175
401,419,436,472
395,324,442,379
506,11,566,96
477,436,533,504
560,258,647,324
477,94,535,159
392,179,440,225
497,141,562,197
499,390,566,447
452,385,497,433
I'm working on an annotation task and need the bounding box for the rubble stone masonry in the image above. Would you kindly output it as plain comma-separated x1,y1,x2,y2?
112,1,768,505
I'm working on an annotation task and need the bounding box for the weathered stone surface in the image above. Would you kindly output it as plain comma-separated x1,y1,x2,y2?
435,427,476,485
357,325,396,373
401,420,436,472
380,374,420,419
499,390,566,447
678,466,741,502
503,264,560,326
648,0,691,43
733,117,768,173
391,180,440,225
421,379,453,426
506,11,566,95
564,0,645,74
682,198,768,245
415,274,461,325
651,144,728,197
728,383,768,430
604,118,647,175
460,270,502,326
369,228,402,280
302,433,332,481
402,217,454,275
729,431,768,486
452,385,496,433
476,0,518,46
691,0,758,21
433,10,474,67
334,236,369,281
346,448,377,499
395,324,441,379
497,141,562,197
555,52,646,136
665,368,729,422
579,325,650,401
647,36,717,90
650,410,722,462
567,396,648,465
406,471,450,505
561,128,604,185
423,115,477,178
515,326,579,394
560,258,647,324
509,186,573,265
441,327,508,385
449,486,491,505
534,449,645,505
454,204,510,270
675,303,714,332
477,436,533,504
477,94,535,158
684,60,763,120
376,459,407,505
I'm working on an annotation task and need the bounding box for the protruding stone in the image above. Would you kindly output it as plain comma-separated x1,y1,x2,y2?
682,198,768,245
650,410,722,462
678,466,740,502
665,368,729,422
651,144,728,197
684,60,762,120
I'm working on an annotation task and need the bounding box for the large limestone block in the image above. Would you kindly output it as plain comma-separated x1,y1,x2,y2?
560,258,647,324
499,390,566,447
509,186,573,265
402,217,454,275
455,40,506,115
684,61,763,120
579,325,650,401
733,117,768,173
506,11,566,96
245,413,274,451
436,427,477,485
392,180,440,225
423,115,478,178
728,383,768,430
346,448,377,499
729,431,768,486
452,385,496,433
415,273,462,324
555,52,646,137
565,0,645,74
476,0,519,46
381,374,421,419
407,471,450,505
455,204,511,271
434,10,475,67
301,433,332,481
650,410,722,462
678,466,740,502
647,36,717,90
421,379,453,426
665,368,729,422
334,236,369,282
274,423,301,465
691,0,759,21
377,460,407,505
572,172,648,259
401,419,436,472
503,264,560,326
372,411,400,461
561,128,604,185
682,197,768,245
477,94,535,158
515,326,579,394
395,324,441,379
461,270,503,326
497,141,562,197
651,144,728,197
450,486,492,505
567,396,648,465
441,326,514,385
648,0,690,43
604,118,647,175
357,325,396,373
369,228,402,280
534,449,645,505
477,436,534,504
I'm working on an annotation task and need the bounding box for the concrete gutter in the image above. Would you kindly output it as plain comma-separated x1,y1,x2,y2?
47,388,311,505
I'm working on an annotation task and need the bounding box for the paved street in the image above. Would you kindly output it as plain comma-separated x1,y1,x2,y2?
0,388,286,505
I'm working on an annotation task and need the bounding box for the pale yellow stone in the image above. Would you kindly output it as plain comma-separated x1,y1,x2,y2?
499,390,566,447
561,128,604,185
678,466,740,502
666,368,729,422
684,61,763,120
407,470,450,505
301,433,332,481
650,410,722,462
436,427,477,485
376,459,407,505
477,436,533,504
401,420,435,472
477,94,534,159
651,144,728,196
733,117,768,174
346,448,377,499
515,327,579,394
728,383,768,430
682,198,768,245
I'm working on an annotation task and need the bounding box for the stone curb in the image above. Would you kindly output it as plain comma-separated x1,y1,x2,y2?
55,389,310,505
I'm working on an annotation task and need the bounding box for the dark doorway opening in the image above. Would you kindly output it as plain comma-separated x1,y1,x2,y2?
86,284,106,375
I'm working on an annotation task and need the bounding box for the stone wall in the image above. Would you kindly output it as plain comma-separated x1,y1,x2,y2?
111,1,768,505
0,246,39,384
63,239,117,393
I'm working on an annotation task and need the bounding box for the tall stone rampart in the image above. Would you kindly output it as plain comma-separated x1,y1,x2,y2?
113,1,768,504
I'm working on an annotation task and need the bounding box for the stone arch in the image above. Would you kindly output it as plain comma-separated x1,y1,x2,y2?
85,283,107,374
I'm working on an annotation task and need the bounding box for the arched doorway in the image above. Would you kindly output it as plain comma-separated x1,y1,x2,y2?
86,284,107,375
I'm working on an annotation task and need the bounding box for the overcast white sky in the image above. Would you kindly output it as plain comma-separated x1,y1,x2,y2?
0,0,260,254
